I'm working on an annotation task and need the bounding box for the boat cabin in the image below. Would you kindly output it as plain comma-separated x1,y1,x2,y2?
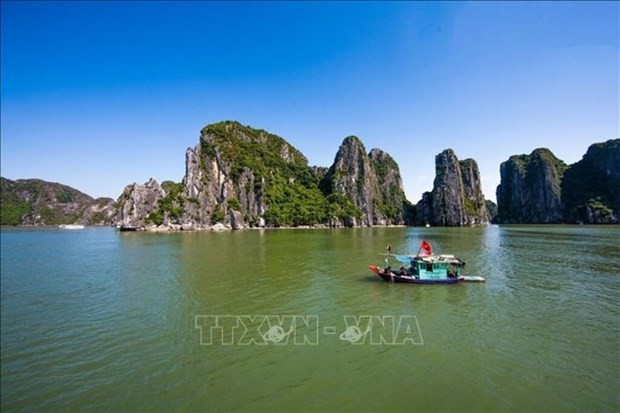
410,255,463,280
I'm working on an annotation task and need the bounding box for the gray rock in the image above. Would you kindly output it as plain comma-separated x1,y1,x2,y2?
211,223,228,231
180,123,270,228
496,148,566,223
227,209,245,230
111,121,413,229
561,139,620,224
116,178,165,228
320,136,409,226
415,149,489,226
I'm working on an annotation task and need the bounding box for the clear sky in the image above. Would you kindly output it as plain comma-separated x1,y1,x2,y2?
1,1,618,202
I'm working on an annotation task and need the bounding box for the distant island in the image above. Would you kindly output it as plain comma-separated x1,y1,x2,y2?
0,178,116,226
1,121,618,228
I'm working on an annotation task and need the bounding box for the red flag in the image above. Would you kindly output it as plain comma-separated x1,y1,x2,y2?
419,240,432,256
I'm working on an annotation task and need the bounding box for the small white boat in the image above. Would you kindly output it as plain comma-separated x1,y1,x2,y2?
58,224,85,230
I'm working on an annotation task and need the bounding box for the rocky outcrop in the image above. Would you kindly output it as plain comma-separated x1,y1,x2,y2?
181,123,412,228
0,177,117,226
562,139,620,224
311,166,329,182
319,137,409,226
115,178,165,228
369,148,410,225
415,150,489,226
112,121,413,229
485,200,498,224
77,198,117,225
320,136,377,226
496,148,567,223
180,121,302,228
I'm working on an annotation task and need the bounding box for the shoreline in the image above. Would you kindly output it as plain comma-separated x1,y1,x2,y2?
4,223,619,233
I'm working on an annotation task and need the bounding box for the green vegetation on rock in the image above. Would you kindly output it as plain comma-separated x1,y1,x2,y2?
497,140,619,224
1,177,115,226
485,200,498,223
497,148,567,224
201,121,335,227
202,121,309,184
561,139,620,223
150,181,185,224
325,193,362,222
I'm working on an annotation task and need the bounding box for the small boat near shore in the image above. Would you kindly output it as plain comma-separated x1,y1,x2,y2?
117,225,139,232
369,240,485,284
58,224,85,230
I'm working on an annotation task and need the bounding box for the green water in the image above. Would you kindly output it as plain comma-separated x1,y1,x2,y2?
1,226,619,412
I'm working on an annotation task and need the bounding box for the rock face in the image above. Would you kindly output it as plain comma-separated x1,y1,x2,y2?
182,123,265,227
0,177,117,226
369,148,413,225
496,148,567,223
115,178,165,228
180,121,315,228
415,149,489,226
113,121,412,229
310,166,329,182
562,139,620,224
180,123,413,228
319,137,410,226
485,200,498,224
77,198,117,225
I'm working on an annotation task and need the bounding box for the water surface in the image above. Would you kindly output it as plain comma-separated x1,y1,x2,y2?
1,226,619,412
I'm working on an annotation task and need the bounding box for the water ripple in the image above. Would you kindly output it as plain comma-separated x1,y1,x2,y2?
1,226,619,412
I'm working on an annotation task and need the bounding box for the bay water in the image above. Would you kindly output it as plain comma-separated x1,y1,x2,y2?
1,226,619,412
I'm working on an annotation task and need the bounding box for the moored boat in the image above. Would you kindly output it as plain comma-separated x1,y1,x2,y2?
118,225,139,232
369,240,485,284
58,224,85,229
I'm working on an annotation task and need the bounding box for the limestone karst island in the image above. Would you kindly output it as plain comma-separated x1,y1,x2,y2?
2,121,619,229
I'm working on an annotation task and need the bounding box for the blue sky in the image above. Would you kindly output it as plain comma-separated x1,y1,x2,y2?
1,1,618,202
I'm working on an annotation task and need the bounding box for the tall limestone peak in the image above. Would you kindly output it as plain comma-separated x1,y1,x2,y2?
459,157,488,223
320,136,376,226
561,139,620,223
320,136,409,226
496,147,567,223
183,121,324,228
368,148,410,224
415,149,489,226
114,121,413,229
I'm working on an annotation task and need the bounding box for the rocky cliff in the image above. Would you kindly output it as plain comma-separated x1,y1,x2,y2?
319,137,410,226
561,139,620,224
415,150,489,226
115,178,166,228
369,148,414,225
114,121,411,229
179,121,330,228
496,148,567,223
485,200,498,224
0,177,116,226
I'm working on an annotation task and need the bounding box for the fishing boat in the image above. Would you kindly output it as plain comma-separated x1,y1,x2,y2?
117,225,139,231
368,240,485,284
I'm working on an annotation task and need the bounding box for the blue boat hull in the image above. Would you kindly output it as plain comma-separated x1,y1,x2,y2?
368,265,462,284
378,273,462,284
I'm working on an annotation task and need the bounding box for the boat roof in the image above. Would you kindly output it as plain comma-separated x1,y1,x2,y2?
393,254,462,265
